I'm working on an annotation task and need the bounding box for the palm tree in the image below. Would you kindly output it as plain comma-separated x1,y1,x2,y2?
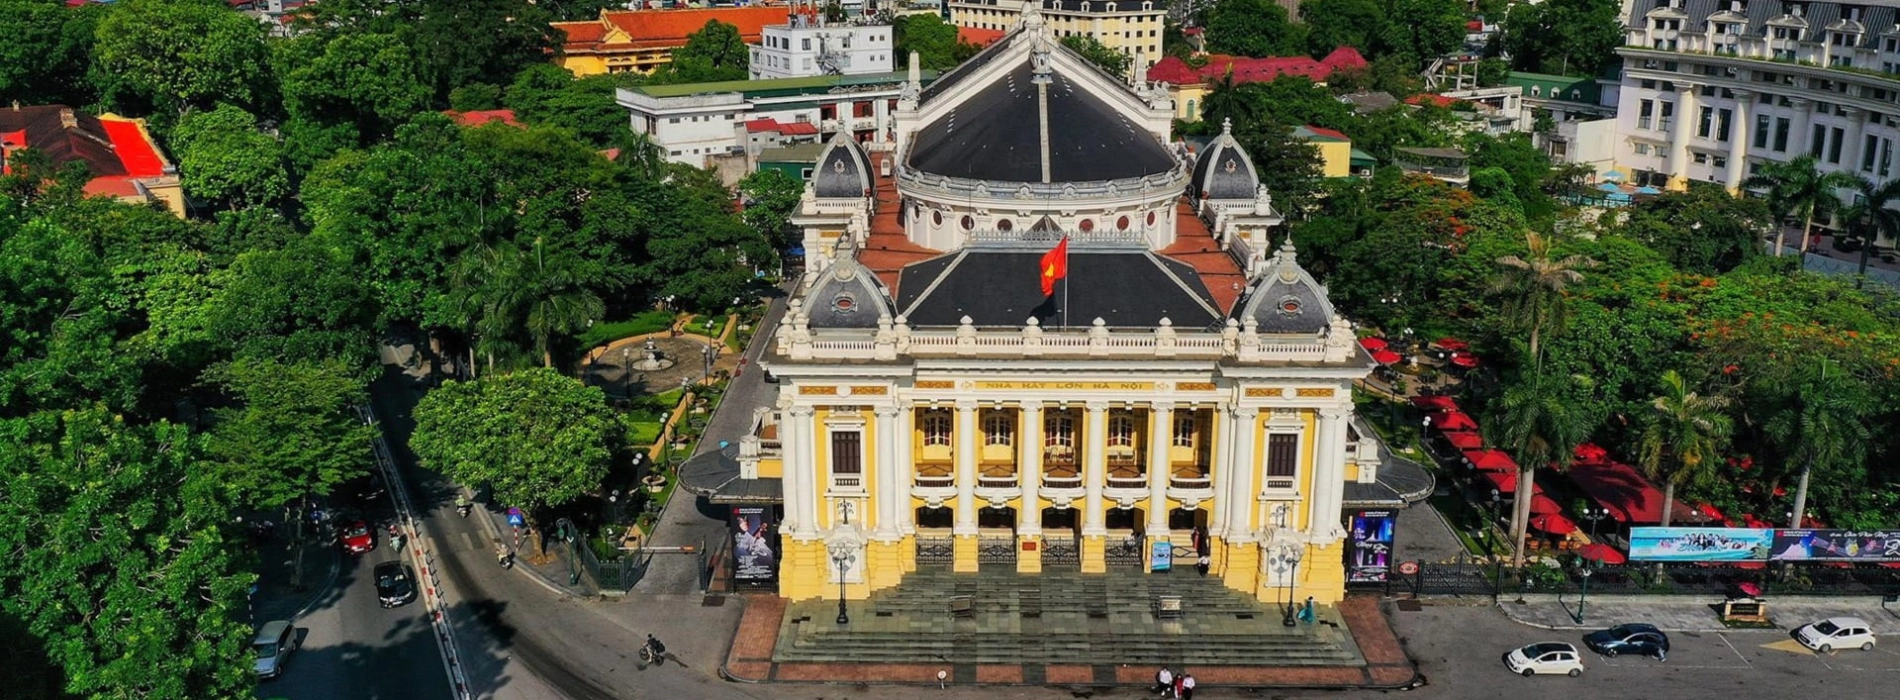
1740,155,1858,256
449,240,530,376
1493,367,1590,568
1764,359,1871,529
1637,371,1734,527
1492,231,1598,366
1835,175,1900,282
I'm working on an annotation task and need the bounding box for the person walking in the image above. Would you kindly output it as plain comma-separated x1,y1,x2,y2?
1179,673,1196,699
1173,672,1186,699
1154,666,1173,697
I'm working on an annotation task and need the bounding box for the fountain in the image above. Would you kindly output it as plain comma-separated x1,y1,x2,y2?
632,338,675,371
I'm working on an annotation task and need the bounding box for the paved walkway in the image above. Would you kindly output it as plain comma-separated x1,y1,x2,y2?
250,524,341,624
1500,593,1900,633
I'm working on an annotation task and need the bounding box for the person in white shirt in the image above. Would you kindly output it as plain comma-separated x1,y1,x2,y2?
1179,673,1197,699
1155,667,1173,697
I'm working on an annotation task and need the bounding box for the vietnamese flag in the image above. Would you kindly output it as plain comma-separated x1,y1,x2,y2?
1039,237,1068,296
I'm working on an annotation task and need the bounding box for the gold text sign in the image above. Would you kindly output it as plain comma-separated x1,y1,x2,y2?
975,381,1155,391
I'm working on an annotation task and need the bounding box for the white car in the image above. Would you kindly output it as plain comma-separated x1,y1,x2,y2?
1504,642,1584,677
1796,617,1878,653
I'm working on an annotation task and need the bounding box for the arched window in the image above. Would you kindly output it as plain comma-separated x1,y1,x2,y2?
1044,413,1075,449
1186,99,1197,118
983,411,1014,446
922,409,952,447
1172,413,1197,448
997,218,1013,231
1107,411,1136,447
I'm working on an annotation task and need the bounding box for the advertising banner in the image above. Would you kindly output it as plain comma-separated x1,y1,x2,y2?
1150,539,1173,572
731,506,778,582
1347,510,1396,583
1770,529,1900,562
1627,527,1773,561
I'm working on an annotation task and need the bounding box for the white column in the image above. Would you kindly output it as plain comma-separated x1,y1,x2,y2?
1725,89,1753,189
1789,98,1815,157
1226,407,1259,538
953,399,979,535
1666,83,1699,188
1082,401,1110,537
1845,108,1870,172
1207,405,1232,539
786,405,818,537
873,404,901,538
1147,405,1174,534
1311,407,1350,542
1019,402,1044,536
897,406,916,535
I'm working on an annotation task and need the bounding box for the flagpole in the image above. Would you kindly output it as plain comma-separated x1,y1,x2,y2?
1061,235,1070,329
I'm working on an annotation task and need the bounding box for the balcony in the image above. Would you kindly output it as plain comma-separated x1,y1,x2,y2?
913,464,953,490
1041,467,1082,491
976,464,1019,489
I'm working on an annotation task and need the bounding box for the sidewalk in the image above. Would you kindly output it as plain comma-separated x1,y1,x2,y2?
1498,593,1900,633
471,499,602,598
250,527,341,624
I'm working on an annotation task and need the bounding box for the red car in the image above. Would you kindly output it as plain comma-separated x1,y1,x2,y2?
339,520,375,554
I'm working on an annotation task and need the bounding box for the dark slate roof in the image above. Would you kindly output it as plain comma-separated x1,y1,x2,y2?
919,27,1017,102
1191,120,1259,200
907,60,1176,183
1232,241,1337,334
812,134,873,199
679,443,782,504
803,257,893,329
895,249,1222,328
1625,1,1900,47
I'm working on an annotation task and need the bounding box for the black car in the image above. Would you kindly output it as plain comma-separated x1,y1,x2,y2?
1583,623,1670,659
374,561,418,608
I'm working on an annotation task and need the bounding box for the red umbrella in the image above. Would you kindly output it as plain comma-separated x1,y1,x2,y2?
1577,543,1626,564
1530,512,1579,535
1410,395,1458,411
1481,469,1517,492
1372,349,1402,365
1450,352,1480,368
1436,337,1469,351
1430,411,1478,431
1528,492,1563,515
1573,443,1609,463
1442,430,1482,449
1360,336,1388,351
1463,448,1518,472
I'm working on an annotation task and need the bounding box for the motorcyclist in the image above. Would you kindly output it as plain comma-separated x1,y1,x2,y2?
644,634,666,658
455,494,472,517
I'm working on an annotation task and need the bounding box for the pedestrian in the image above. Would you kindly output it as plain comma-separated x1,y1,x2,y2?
1173,672,1186,699
1154,666,1173,697
1196,555,1210,576
1179,673,1196,699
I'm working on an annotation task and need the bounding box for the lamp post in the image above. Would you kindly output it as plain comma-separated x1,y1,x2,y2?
1575,562,1595,624
827,541,854,625
1276,544,1305,627
703,343,713,379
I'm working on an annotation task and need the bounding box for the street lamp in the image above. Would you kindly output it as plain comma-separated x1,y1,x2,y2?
827,541,854,625
1275,544,1305,627
1575,561,1596,624
703,343,713,379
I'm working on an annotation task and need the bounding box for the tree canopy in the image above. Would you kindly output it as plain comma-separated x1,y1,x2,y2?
893,13,979,71
1501,0,1624,76
655,20,750,84
1202,0,1306,57
1060,34,1133,79
409,369,619,514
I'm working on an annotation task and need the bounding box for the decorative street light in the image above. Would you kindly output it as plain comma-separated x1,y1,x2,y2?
1575,561,1596,624
1575,505,1610,624
703,343,713,379
1274,543,1305,627
828,543,853,625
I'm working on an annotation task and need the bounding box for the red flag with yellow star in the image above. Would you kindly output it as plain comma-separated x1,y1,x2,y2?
1039,237,1068,297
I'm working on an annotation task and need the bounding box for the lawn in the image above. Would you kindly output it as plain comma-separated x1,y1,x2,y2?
577,310,676,349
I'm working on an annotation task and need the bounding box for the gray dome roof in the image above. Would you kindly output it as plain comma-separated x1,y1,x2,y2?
1191,119,1259,201
804,256,892,329
813,134,874,199
1233,239,1336,335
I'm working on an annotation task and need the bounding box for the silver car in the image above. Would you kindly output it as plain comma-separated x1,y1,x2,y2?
253,620,296,679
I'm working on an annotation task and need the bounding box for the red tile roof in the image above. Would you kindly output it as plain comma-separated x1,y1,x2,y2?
551,20,609,45
1405,94,1462,108
1148,46,1367,86
958,26,1005,47
559,7,793,51
96,118,165,178
442,109,522,128
1159,199,1246,313
1301,124,1350,141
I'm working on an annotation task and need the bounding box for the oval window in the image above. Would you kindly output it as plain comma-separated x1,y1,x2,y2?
1117,215,1131,230
1278,296,1302,315
997,218,1013,231
960,215,975,231
834,295,857,312
1146,211,1158,227
1078,218,1094,232
932,210,943,226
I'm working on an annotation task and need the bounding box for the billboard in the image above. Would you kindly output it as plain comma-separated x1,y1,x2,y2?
1628,527,1774,561
1347,510,1396,583
731,506,778,582
1770,529,1900,562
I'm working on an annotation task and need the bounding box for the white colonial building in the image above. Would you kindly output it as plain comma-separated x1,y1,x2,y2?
750,13,896,80
616,71,919,170
950,0,1166,63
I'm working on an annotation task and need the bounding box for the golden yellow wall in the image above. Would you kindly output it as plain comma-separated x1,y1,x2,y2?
559,55,609,77
1311,140,1351,178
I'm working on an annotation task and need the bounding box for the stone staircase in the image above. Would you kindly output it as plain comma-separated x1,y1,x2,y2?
772,566,1365,666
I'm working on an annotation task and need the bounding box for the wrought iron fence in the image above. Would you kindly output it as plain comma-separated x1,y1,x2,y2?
577,539,646,592
1105,537,1144,566
978,537,1017,564
916,536,955,568
1043,536,1079,566
1394,556,1900,599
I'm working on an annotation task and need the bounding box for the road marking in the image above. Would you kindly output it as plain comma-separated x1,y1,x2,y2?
1760,639,1815,656
1719,634,1754,665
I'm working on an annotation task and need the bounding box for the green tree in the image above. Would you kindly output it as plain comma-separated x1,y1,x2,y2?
892,13,976,71
204,238,380,368
1203,0,1305,57
1764,359,1872,530
1162,19,1195,60
1492,364,1590,567
1491,230,1597,364
1741,154,1858,256
92,0,271,116
0,0,105,107
1636,370,1733,527
413,0,558,101
0,407,253,699
169,104,290,211
1617,186,1771,274
1835,175,1900,261
409,368,617,513
1061,34,1134,79
275,31,433,159
505,63,648,147
450,83,504,111
739,168,807,251
1501,0,1623,76
1299,0,1381,58
1375,0,1467,63
202,358,374,511
656,20,750,84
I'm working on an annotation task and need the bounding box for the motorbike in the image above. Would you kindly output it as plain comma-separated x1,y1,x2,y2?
639,635,666,666
456,502,472,518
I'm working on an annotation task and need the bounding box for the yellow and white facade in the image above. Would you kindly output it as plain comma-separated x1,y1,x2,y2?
950,0,1165,63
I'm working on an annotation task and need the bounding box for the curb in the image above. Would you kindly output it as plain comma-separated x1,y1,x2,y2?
283,544,342,622
463,488,585,600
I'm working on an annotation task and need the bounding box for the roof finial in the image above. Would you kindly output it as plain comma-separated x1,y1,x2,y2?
1280,232,1297,256
1221,117,1232,136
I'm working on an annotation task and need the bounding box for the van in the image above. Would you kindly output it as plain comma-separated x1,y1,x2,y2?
253,620,296,679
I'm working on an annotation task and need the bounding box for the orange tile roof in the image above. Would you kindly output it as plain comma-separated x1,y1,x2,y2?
551,20,607,45
958,26,1005,47
1159,198,1246,314
442,109,522,128
599,7,791,45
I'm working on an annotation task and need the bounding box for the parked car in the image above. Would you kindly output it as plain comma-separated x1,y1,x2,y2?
1796,617,1878,653
339,519,375,554
374,561,418,608
1583,623,1670,659
253,620,296,679
1504,642,1584,677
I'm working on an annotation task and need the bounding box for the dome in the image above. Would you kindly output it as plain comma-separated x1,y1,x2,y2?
1233,239,1336,335
1191,119,1260,201
804,255,892,329
813,133,874,199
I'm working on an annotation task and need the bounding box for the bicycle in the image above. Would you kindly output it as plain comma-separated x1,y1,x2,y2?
638,635,666,667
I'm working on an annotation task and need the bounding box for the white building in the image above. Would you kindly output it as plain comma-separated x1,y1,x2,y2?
751,14,897,80
616,71,921,170
1610,0,1900,201
950,0,1166,63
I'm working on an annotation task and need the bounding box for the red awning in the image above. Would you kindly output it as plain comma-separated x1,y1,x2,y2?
1450,352,1479,368
1372,349,1402,365
1435,337,1469,351
1697,503,1725,521
1528,492,1563,515
1463,448,1518,472
1360,337,1388,351
1566,460,1697,525
1530,512,1579,535
1410,395,1458,411
1577,543,1626,564
1480,469,1517,493
1574,443,1609,463
1442,430,1482,449
1430,411,1478,431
